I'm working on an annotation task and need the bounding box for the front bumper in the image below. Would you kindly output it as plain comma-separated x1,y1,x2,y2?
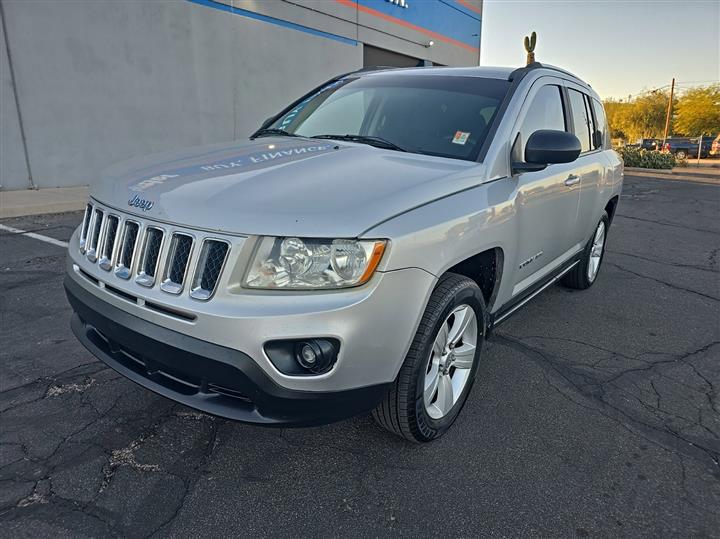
65,275,391,426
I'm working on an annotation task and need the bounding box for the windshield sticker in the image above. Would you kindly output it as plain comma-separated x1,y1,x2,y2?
452,131,471,145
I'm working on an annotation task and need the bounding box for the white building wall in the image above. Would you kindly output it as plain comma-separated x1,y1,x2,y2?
0,0,481,190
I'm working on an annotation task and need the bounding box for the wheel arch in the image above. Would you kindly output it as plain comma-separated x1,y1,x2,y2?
604,195,619,223
440,247,504,313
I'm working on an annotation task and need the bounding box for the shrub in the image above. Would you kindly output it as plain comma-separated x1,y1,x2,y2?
618,147,676,169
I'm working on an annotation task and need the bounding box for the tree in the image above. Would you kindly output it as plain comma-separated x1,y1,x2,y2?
674,85,720,136
603,90,671,142
625,91,669,140
603,99,630,140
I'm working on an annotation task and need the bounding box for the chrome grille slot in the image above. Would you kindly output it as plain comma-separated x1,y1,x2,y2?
115,221,139,279
79,204,93,253
190,240,230,301
160,233,193,295
135,227,164,287
86,209,104,262
98,215,119,271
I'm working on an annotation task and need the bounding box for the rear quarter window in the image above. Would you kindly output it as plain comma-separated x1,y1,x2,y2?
591,98,609,150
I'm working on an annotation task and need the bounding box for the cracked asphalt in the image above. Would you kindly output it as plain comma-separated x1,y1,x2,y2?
1,174,718,537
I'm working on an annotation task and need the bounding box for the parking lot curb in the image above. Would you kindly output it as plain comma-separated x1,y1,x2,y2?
0,186,89,218
624,167,673,175
623,171,720,185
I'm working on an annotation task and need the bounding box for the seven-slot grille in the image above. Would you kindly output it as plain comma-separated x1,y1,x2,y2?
78,202,232,301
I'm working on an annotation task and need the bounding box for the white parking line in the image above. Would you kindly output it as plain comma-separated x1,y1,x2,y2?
0,223,69,248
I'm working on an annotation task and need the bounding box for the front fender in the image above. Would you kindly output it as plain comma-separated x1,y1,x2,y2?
364,180,517,313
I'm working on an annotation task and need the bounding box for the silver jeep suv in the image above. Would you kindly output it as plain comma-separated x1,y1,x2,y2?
65,63,622,442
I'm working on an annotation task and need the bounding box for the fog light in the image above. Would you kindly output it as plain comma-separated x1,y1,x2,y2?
299,343,318,367
264,338,340,376
294,339,336,374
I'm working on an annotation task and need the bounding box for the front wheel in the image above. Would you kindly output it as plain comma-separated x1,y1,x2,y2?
561,211,609,290
372,273,486,442
675,149,687,160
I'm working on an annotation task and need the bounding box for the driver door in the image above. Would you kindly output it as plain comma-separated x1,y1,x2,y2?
509,79,581,297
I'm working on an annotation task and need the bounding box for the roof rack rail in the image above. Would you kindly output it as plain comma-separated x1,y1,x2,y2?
352,65,399,74
508,62,585,84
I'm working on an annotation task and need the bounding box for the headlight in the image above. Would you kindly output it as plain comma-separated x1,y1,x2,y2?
243,237,386,289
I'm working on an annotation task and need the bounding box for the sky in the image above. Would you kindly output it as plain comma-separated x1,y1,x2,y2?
480,0,720,99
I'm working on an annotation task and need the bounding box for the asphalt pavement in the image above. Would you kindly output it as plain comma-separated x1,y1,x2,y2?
1,175,718,537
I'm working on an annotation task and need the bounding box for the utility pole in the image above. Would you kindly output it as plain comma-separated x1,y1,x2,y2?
697,134,703,165
662,78,675,149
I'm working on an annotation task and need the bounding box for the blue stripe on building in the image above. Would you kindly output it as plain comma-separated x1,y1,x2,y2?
357,0,480,48
187,0,359,46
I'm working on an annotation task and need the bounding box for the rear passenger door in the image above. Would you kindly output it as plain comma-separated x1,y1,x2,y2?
564,84,606,244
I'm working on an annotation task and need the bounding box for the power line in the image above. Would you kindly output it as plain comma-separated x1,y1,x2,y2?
675,79,719,85
615,79,718,101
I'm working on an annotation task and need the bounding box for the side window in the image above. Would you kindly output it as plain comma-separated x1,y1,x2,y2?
568,89,592,152
517,85,566,159
591,98,608,149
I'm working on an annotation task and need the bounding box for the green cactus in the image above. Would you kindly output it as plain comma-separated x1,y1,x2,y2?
524,31,537,65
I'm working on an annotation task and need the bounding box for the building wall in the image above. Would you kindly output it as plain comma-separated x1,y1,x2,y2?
1,10,30,190
0,0,482,190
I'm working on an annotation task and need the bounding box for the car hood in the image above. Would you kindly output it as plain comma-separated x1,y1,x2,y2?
93,137,484,237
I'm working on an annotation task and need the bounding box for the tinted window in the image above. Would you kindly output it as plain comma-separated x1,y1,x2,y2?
591,98,608,149
520,85,565,135
516,85,566,160
272,75,510,162
568,89,592,152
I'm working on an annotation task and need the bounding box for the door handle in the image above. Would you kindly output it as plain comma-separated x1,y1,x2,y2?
564,174,580,187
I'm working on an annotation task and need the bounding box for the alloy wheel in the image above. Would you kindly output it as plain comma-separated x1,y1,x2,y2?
587,220,606,282
423,304,478,420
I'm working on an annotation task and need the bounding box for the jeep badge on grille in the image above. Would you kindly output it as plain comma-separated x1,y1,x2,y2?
128,194,154,211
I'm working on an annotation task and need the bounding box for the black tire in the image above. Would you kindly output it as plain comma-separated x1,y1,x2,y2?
561,211,609,290
675,149,687,160
372,273,486,442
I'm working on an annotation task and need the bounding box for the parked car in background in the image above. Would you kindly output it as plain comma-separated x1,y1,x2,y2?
710,135,720,156
663,137,710,159
697,136,716,158
637,138,662,151
65,64,623,442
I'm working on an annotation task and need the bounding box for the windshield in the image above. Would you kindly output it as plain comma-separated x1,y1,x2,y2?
268,74,510,162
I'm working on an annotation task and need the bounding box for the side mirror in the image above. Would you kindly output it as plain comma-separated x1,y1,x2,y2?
513,130,581,173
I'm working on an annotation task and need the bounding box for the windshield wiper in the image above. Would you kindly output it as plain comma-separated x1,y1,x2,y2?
250,128,303,140
311,134,408,152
